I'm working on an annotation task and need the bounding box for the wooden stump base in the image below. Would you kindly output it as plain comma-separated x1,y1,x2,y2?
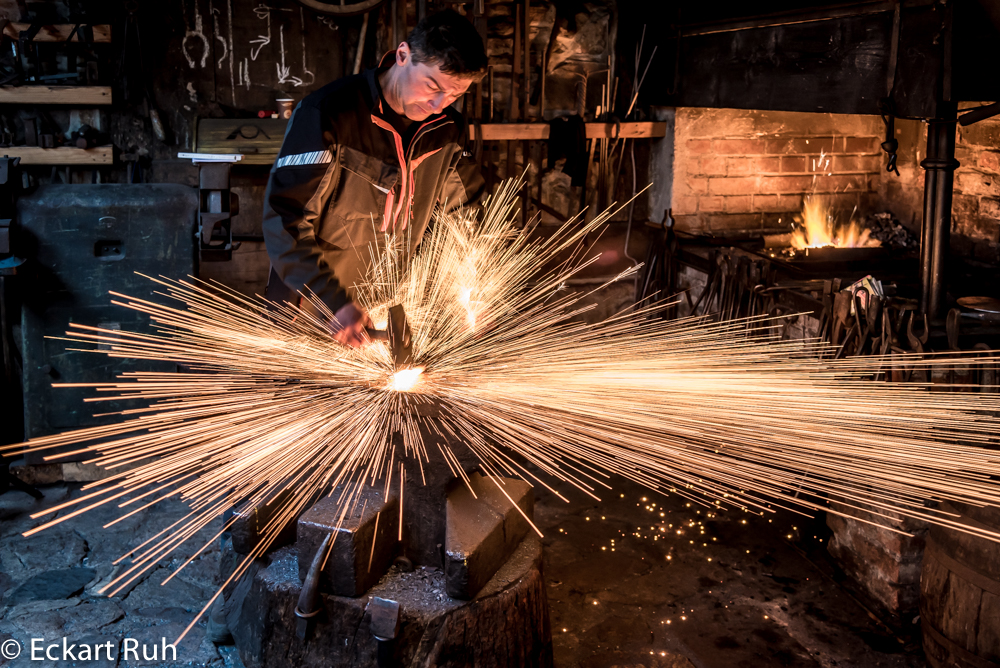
226,534,552,668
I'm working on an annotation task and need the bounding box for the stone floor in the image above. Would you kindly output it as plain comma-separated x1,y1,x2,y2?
0,475,926,668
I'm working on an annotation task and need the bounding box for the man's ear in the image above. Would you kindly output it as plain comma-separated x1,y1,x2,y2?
396,43,410,66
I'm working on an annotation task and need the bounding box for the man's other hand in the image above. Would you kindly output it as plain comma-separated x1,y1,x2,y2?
331,302,372,348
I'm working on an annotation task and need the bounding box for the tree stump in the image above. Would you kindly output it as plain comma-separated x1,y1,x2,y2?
224,534,552,668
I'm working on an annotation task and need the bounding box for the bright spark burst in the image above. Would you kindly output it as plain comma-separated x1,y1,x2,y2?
4,179,1000,644
389,367,424,392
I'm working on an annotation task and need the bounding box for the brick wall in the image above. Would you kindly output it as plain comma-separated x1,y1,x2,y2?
826,499,928,622
878,111,1000,263
669,106,1000,261
953,113,1000,262
673,108,884,235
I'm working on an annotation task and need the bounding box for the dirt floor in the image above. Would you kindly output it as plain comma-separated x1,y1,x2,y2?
0,474,926,667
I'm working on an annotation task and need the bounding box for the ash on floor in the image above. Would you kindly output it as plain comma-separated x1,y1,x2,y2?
1,477,925,667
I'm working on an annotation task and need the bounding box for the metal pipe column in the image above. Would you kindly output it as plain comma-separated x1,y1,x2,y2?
919,105,959,319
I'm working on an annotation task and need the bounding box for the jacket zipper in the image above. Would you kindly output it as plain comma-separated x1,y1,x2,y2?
370,113,453,231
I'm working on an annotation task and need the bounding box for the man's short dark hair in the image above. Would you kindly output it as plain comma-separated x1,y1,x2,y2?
406,10,487,80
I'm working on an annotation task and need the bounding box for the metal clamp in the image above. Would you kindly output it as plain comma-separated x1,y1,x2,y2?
198,162,241,262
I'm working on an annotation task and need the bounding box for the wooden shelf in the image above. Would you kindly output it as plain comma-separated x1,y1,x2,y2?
469,121,667,141
3,23,112,43
0,85,112,105
196,118,287,165
3,146,113,165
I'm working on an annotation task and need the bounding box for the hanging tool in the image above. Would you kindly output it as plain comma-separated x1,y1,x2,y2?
118,2,167,142
879,100,900,177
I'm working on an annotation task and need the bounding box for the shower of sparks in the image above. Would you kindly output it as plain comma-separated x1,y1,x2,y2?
4,179,1000,643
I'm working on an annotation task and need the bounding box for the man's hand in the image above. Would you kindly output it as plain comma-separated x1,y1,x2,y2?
331,302,372,348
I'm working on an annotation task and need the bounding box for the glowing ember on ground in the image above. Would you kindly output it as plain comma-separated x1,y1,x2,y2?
389,367,424,392
790,197,881,249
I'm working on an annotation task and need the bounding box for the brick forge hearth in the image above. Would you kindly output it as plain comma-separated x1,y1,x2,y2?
671,107,885,237
669,106,1000,261
668,104,926,623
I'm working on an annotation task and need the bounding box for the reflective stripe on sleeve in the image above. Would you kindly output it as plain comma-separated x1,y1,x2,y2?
275,150,334,169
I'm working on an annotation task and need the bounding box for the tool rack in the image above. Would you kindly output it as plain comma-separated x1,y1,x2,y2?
0,20,113,166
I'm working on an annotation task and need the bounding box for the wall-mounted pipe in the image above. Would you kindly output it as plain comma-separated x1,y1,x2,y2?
919,107,959,319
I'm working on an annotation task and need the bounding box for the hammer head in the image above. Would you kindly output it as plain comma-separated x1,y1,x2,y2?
364,304,413,368
386,304,413,368
366,596,401,642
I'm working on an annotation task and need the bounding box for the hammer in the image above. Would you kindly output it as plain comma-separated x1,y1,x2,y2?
365,304,413,368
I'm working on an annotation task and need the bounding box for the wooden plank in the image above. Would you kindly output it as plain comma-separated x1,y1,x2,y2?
471,123,546,141
468,122,666,141
0,86,112,105
3,23,112,43
584,122,668,139
3,146,113,165
196,118,288,165
214,153,276,166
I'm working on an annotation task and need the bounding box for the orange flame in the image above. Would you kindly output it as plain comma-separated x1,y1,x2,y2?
790,198,881,249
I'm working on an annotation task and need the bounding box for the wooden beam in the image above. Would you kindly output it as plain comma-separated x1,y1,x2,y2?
0,86,112,105
2,146,113,165
468,122,666,141
584,122,668,139
3,23,112,43
471,123,547,141
189,119,668,165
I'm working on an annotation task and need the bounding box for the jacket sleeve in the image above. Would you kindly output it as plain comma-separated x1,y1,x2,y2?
262,103,351,314
439,116,486,214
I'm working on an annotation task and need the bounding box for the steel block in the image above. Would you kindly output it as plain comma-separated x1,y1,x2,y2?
228,489,298,556
444,472,534,599
297,487,399,597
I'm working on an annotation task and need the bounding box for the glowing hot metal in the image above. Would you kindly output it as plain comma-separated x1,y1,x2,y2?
389,367,423,392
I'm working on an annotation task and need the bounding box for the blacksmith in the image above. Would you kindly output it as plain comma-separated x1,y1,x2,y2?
263,10,486,346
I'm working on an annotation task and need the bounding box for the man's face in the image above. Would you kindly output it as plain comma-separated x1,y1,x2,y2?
394,43,473,121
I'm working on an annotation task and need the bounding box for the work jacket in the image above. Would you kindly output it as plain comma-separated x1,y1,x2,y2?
262,59,484,314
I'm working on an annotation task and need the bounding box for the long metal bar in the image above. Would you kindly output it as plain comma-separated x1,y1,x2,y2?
929,116,957,318
919,123,938,314
680,0,935,37
521,0,530,227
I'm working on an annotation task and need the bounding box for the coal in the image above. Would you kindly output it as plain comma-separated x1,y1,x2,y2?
863,212,918,250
